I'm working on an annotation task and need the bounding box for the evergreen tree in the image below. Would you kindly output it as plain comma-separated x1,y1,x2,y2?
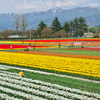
63,21,69,33
51,17,62,33
73,17,79,36
69,21,74,36
38,21,47,30
78,17,88,36
37,21,47,37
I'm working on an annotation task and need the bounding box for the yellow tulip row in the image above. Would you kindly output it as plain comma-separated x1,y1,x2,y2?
0,52,100,78
0,41,17,44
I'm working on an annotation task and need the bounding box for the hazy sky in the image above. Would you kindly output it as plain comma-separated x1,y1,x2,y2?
0,0,100,14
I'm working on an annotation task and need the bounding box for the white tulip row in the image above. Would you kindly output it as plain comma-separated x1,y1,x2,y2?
0,64,100,84
0,93,22,100
0,86,47,100
0,70,100,99
0,79,69,100
0,66,9,70
0,75,95,100
1,70,18,75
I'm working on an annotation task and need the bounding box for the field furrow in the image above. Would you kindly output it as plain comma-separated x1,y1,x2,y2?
0,67,100,100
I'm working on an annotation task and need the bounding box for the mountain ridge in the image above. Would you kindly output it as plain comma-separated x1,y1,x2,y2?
0,7,100,31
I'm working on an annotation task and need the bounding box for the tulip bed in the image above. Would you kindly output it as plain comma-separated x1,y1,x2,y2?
15,51,100,60
0,38,100,99
0,44,50,50
0,52,100,78
0,64,100,100
0,38,100,50
14,38,100,42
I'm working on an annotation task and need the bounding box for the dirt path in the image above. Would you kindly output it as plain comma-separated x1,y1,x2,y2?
14,51,100,60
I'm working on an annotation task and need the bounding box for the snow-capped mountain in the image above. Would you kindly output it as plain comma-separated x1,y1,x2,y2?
50,7,63,13
0,7,100,31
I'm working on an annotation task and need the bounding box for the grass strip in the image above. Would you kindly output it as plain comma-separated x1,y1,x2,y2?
45,48,100,56
6,68,100,94
1,63,100,81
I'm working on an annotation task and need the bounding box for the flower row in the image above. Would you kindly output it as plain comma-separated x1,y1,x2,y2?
0,70,100,99
0,44,49,50
0,52,100,78
1,64,99,83
0,93,22,100
14,38,100,42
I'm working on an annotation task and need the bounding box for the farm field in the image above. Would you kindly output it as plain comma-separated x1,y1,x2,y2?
0,38,100,100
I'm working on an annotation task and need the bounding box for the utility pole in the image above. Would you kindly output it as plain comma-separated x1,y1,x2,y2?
30,30,31,40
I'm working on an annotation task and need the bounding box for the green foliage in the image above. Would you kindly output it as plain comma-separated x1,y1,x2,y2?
38,21,47,30
51,17,62,33
89,26,100,33
37,21,47,37
94,33,100,38
78,17,88,36
63,17,88,37
63,21,69,33
69,21,74,36
73,17,79,36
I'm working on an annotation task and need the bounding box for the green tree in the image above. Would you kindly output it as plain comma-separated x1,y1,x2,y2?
37,21,47,37
38,21,47,30
89,26,100,33
78,17,88,36
69,21,74,37
73,17,79,36
63,21,69,33
89,27,96,33
51,17,62,33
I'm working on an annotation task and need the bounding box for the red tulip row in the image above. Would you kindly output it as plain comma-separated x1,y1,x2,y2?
0,44,48,49
15,38,100,42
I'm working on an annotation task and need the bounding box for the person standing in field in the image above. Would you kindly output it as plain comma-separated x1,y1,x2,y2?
34,44,35,49
10,45,12,50
35,40,36,43
59,43,61,48
88,42,90,46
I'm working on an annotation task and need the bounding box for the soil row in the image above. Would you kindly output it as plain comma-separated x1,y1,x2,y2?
14,51,100,60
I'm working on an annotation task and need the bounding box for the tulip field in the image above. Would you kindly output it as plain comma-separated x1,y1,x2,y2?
0,38,100,100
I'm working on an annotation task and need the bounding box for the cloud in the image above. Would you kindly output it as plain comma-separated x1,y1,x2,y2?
46,1,54,8
46,0,78,8
45,0,91,9
0,0,100,13
55,0,77,7
85,3,99,7
16,1,36,9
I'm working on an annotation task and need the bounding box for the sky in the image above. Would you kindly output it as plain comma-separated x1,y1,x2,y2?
0,0,100,14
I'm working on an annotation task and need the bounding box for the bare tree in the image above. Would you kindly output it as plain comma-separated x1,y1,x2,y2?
20,14,29,32
14,14,20,34
41,27,52,38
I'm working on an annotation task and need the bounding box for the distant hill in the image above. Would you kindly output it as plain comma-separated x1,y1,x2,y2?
0,7,100,31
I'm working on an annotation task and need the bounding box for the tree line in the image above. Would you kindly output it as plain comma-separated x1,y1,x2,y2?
0,15,88,39
37,17,88,38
